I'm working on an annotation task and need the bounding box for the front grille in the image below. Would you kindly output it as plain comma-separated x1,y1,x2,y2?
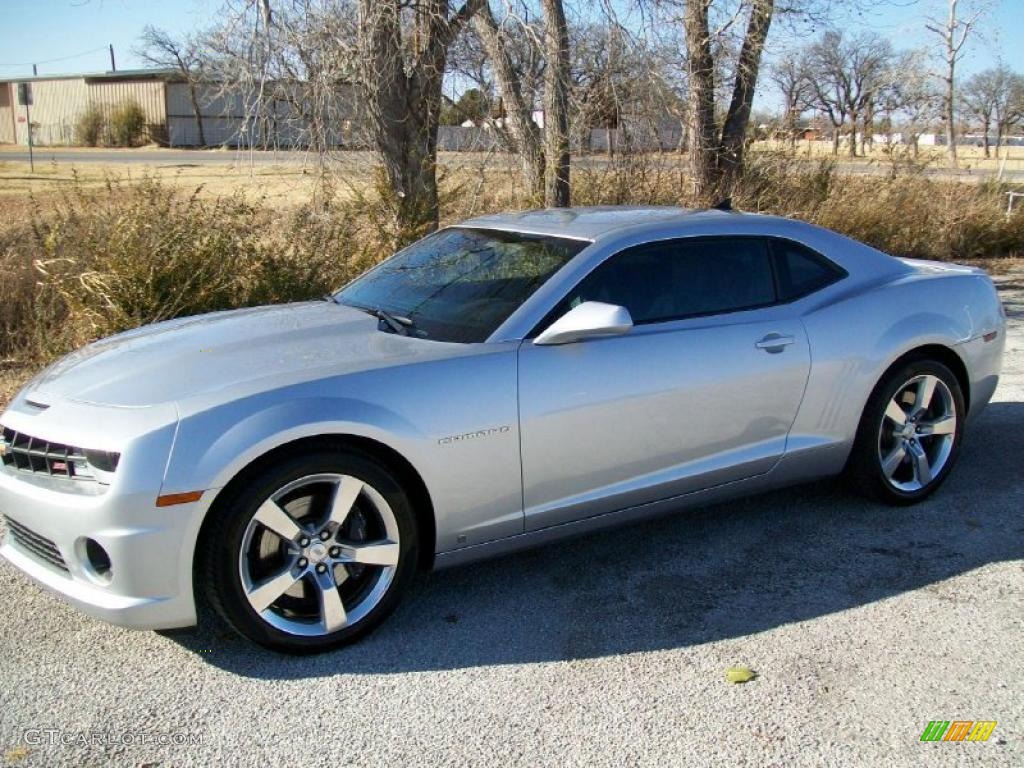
0,426,118,483
4,516,69,572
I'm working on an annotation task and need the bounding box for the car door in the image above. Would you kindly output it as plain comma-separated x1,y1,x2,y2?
517,236,811,531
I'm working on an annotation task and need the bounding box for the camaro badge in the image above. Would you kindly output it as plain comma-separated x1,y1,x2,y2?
438,426,511,445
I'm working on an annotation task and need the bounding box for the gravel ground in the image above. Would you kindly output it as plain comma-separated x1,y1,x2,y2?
1,274,1022,768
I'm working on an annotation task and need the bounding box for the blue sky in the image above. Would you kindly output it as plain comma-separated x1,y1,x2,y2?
1,0,1021,85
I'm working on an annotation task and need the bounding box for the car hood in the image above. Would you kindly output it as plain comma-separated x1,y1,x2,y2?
25,302,456,408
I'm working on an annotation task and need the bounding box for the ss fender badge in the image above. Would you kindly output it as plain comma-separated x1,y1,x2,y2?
438,426,511,445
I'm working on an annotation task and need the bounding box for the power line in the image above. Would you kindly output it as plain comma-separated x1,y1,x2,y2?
0,45,109,69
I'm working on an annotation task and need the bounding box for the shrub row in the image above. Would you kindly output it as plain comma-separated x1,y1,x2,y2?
0,177,381,362
1,158,1021,367
76,100,148,147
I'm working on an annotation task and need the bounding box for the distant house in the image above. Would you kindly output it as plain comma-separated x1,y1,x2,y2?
0,68,359,148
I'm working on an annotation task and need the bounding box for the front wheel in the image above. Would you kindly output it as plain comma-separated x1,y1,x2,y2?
847,358,965,505
201,449,419,653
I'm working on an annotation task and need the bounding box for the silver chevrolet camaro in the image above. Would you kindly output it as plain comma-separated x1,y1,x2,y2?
0,206,1006,653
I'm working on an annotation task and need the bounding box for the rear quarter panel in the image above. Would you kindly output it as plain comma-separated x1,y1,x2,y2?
788,268,1003,474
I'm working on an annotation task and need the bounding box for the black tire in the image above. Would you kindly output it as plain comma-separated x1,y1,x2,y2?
846,357,965,505
200,448,420,654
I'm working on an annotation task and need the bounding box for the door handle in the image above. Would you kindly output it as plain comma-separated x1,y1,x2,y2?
755,333,795,353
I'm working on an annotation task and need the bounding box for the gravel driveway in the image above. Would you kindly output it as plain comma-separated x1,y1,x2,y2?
1,274,1022,768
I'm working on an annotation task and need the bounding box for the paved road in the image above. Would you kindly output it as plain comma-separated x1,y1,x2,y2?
3,147,1023,181
0,275,1022,766
0,147,376,168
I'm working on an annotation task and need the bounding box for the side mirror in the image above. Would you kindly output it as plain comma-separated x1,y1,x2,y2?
534,301,633,346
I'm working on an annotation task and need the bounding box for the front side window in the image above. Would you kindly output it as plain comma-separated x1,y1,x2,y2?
335,227,588,343
556,237,777,325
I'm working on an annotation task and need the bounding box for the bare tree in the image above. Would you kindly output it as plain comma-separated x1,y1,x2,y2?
767,51,812,146
684,0,775,201
925,0,987,167
991,68,1024,157
201,0,364,167
136,26,207,146
962,67,1003,157
880,50,940,157
471,4,545,197
804,34,846,156
466,0,571,206
805,29,893,157
356,0,488,238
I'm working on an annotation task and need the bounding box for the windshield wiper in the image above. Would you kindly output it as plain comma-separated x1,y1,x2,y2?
338,302,415,336
374,308,412,335
361,307,413,336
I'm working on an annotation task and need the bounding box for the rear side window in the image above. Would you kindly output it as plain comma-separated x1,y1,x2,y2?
772,240,845,301
560,238,776,325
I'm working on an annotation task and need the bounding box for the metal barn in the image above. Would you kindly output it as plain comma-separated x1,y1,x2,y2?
0,69,360,149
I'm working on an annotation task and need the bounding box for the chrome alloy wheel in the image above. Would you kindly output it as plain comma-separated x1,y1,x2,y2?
877,374,957,493
238,473,400,637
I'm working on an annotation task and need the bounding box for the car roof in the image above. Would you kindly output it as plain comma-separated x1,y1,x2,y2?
455,205,910,293
457,206,737,240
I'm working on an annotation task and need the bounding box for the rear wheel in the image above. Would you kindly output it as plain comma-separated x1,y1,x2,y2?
848,358,965,505
201,449,419,653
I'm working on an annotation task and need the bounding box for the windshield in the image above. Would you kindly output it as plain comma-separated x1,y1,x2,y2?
334,227,589,343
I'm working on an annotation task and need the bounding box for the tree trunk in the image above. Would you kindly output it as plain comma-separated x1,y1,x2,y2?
982,117,990,157
831,128,840,155
684,0,719,202
541,0,571,207
473,5,544,199
187,80,206,147
357,0,484,243
863,100,874,153
848,111,858,156
718,0,774,191
943,63,957,167
940,0,958,167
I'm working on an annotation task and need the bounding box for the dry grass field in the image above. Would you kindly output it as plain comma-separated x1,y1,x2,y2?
0,156,363,206
762,139,1024,173
1,143,1022,409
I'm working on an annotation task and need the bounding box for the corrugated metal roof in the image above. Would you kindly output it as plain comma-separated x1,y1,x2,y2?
0,68,182,84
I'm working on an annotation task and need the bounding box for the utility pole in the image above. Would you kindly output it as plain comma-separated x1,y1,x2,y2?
109,44,116,72
32,64,37,76
18,83,34,173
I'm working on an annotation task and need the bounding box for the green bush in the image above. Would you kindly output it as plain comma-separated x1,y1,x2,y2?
108,100,146,147
76,104,106,147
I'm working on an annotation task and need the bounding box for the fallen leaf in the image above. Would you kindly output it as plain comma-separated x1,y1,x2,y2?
5,746,30,763
725,665,757,683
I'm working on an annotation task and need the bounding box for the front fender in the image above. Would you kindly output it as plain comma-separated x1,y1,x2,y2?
163,346,524,566
162,394,422,496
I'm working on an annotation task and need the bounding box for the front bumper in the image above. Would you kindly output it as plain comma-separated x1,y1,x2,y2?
0,468,203,630
0,390,204,631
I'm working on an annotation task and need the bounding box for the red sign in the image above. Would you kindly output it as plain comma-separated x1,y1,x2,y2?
17,116,26,123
